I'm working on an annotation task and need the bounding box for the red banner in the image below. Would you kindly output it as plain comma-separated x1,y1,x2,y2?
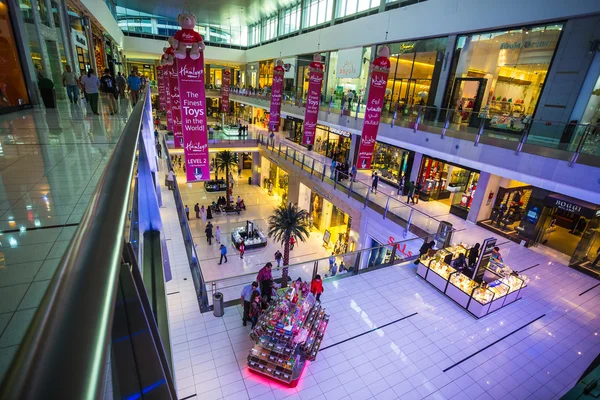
221,70,230,113
167,65,183,148
269,61,285,132
301,54,324,146
356,47,391,169
165,65,173,131
157,67,166,112
177,52,210,182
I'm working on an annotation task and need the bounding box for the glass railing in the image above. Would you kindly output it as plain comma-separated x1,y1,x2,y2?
0,88,177,399
204,236,428,306
209,89,600,166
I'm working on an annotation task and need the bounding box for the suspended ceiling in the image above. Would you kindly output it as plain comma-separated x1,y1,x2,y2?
116,0,299,27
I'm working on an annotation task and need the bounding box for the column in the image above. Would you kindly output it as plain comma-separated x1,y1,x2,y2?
29,0,51,75
84,17,97,73
409,152,423,183
57,0,76,71
349,133,360,166
43,0,54,27
252,152,260,186
466,172,501,223
432,35,456,109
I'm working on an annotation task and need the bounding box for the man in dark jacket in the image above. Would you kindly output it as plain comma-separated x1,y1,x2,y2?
205,222,213,245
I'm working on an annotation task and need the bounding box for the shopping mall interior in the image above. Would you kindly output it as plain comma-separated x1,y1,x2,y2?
0,0,600,399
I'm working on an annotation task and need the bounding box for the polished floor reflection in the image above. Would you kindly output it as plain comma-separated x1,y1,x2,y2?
0,98,132,380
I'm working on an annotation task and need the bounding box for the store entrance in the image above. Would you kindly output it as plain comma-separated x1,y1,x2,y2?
449,77,487,128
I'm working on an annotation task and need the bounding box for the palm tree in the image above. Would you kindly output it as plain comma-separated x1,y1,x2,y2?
214,150,238,208
267,203,310,287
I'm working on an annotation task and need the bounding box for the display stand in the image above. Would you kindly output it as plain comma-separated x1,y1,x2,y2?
247,287,329,387
231,222,267,250
417,244,528,318
204,179,227,192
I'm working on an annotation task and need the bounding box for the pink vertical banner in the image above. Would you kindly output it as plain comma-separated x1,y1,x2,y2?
356,47,391,170
168,65,183,148
301,54,324,146
165,64,173,131
157,67,166,112
268,60,285,132
221,70,230,113
177,53,210,182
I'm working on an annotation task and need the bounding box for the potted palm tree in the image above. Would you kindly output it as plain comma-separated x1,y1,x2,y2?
215,150,238,210
267,203,310,288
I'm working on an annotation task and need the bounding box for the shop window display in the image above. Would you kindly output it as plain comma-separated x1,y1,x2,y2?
325,47,371,113
313,125,351,161
259,59,274,89
370,142,413,189
309,191,351,254
445,24,563,133
268,163,289,205
479,186,533,239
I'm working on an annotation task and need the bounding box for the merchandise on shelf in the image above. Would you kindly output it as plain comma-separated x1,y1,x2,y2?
231,226,267,249
247,288,329,386
204,179,227,192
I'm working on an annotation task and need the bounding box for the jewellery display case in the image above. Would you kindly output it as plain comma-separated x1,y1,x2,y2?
416,245,527,318
247,288,329,387
231,225,268,250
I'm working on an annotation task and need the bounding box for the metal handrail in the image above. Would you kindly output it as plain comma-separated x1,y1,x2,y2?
0,90,149,399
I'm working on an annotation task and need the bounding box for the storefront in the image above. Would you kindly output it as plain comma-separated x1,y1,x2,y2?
313,125,351,162
325,47,371,112
259,59,274,89
371,142,414,189
296,53,327,102
384,37,447,113
417,156,480,219
283,116,303,144
261,157,289,204
129,62,155,81
253,108,269,128
0,0,31,113
444,23,563,133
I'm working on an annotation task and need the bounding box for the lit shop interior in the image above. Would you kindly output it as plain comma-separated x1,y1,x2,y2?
283,116,304,144
370,142,415,189
324,47,371,111
260,157,289,205
312,125,352,162
298,184,353,255
478,186,600,276
417,156,480,219
444,23,562,133
295,52,327,102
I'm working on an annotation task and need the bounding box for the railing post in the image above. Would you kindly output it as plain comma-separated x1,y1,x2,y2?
311,159,315,175
285,147,289,160
321,164,326,182
569,125,591,167
404,209,414,238
441,110,451,139
515,122,531,155
474,116,485,146
364,190,370,208
302,154,305,168
334,169,338,190
355,100,360,120
413,106,422,133
278,142,282,156
291,150,295,165
383,197,390,219
348,179,353,197
391,104,398,127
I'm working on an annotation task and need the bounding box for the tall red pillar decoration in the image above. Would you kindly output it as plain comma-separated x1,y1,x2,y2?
268,60,285,132
301,54,324,147
221,70,231,113
356,46,391,169
168,65,183,148
164,64,173,131
157,66,166,112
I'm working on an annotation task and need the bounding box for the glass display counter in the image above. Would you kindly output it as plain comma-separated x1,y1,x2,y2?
231,226,268,250
416,245,527,318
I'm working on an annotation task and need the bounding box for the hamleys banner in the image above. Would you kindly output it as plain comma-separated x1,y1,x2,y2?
221,70,231,113
164,65,173,131
176,51,210,182
268,60,285,132
301,54,324,146
167,64,183,148
157,67,166,112
356,46,391,169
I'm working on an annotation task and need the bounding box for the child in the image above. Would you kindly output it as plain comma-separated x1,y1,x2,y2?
249,290,262,328
240,240,245,259
290,236,296,251
311,274,324,302
274,250,282,267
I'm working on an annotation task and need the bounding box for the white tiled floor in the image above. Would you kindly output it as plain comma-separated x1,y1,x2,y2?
159,131,600,400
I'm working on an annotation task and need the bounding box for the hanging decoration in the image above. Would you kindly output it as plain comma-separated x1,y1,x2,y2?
356,46,391,169
268,60,285,132
221,70,231,113
157,66,166,112
172,13,205,60
301,53,324,147
167,63,183,147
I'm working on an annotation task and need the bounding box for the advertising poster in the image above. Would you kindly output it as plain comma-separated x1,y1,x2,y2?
356,47,391,169
157,67,166,112
221,70,231,113
168,65,183,148
301,54,324,146
176,53,210,182
164,64,173,131
268,60,285,132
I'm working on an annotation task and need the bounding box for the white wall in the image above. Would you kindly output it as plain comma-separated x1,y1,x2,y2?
245,0,600,62
122,36,247,65
80,0,124,47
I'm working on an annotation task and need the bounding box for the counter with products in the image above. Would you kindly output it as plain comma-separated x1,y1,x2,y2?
417,244,527,318
231,225,268,250
248,286,329,387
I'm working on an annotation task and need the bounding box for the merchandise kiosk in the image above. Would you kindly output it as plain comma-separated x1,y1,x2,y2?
247,286,329,386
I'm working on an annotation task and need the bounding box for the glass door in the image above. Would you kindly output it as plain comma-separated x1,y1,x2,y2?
449,78,487,127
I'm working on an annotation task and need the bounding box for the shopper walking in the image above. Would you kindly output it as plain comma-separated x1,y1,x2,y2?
239,240,245,259
127,70,141,105
406,181,416,204
328,253,336,270
100,68,117,115
215,226,221,243
310,275,324,302
81,69,100,115
414,181,422,204
167,169,175,190
201,205,207,223
350,164,357,182
257,263,273,302
240,281,260,326
371,172,379,194
184,205,189,220
155,142,162,158
205,222,213,245
62,65,79,104
194,203,200,219
415,240,436,264
116,72,126,99
218,244,228,264
249,290,262,328
274,250,282,268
